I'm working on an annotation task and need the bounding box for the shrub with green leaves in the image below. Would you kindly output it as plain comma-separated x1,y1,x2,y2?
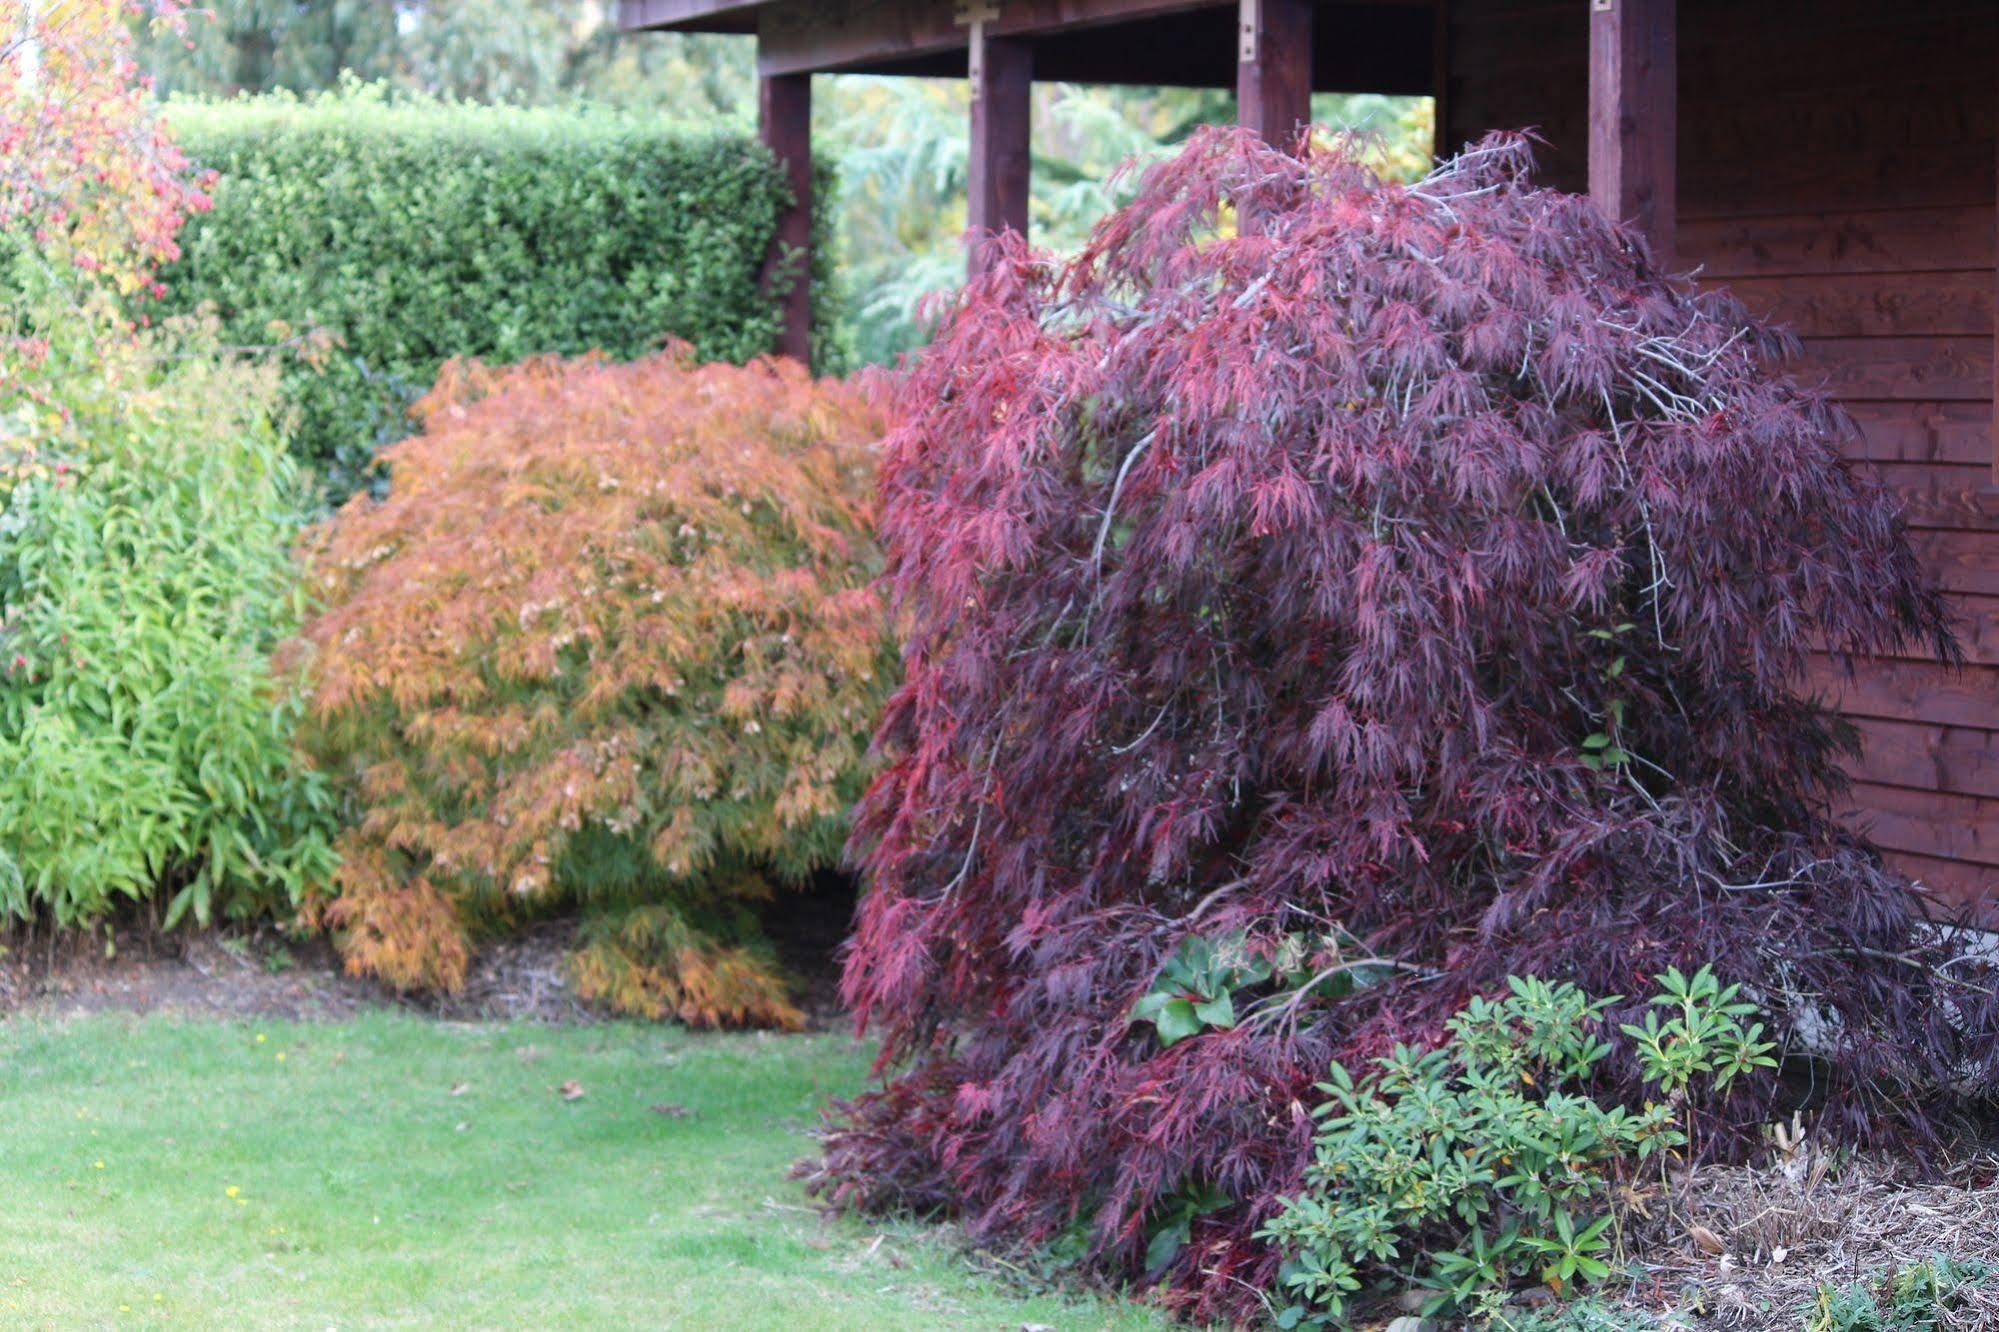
1130,929,1401,1048
1495,1301,1665,1332
0,266,337,927
1259,968,1776,1328
157,85,839,496
1806,1257,1993,1332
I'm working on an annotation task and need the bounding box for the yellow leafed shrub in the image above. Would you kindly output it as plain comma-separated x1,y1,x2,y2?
291,348,891,1026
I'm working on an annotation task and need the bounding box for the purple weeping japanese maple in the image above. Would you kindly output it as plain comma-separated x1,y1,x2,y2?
813,129,1998,1322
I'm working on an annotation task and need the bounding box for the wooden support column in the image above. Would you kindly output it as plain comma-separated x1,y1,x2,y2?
967,22,1032,276
1238,0,1313,149
1588,0,1676,267
1431,0,1452,163
758,71,813,365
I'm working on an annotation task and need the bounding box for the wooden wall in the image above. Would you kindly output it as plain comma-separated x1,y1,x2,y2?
1446,0,1999,910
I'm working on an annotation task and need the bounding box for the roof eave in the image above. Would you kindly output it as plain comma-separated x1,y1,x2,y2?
616,0,767,34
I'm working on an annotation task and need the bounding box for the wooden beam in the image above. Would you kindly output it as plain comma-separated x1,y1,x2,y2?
967,23,1033,276
756,0,1221,78
618,0,766,32
1588,0,1676,266
1238,0,1313,148
758,72,814,365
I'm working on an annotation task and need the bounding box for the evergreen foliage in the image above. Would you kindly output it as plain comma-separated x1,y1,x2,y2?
815,129,1999,1322
157,88,837,496
292,348,891,1026
1261,969,1771,1326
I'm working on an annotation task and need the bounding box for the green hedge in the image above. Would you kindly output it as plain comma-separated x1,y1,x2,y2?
159,90,839,496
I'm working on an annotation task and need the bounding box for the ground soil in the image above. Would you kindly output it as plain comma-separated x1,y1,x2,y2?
0,873,859,1027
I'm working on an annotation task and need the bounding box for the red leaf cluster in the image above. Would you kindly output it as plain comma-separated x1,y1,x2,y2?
0,1,210,294
814,130,1998,1320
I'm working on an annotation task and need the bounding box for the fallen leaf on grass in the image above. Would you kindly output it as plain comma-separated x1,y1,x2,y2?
1689,1223,1726,1256
555,1080,585,1101
649,1102,691,1119
448,1081,469,1097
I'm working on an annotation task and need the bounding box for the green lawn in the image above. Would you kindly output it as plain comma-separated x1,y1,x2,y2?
0,1013,1174,1331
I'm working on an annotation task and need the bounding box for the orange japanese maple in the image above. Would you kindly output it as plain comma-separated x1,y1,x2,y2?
293,348,892,1027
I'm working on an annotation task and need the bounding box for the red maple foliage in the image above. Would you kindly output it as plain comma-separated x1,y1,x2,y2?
813,130,1999,1321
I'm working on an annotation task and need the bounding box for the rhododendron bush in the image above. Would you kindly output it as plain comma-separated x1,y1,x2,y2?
293,349,892,1027
814,129,1999,1321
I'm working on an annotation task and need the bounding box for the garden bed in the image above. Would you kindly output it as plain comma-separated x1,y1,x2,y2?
0,888,857,1029
1629,1150,1999,1330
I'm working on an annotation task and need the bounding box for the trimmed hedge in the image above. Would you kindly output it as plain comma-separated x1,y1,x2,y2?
158,90,838,496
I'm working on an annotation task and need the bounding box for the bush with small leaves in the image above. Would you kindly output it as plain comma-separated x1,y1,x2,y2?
292,348,892,1025
160,88,840,496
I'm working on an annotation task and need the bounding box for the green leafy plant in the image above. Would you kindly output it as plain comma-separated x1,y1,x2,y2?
1130,933,1276,1046
0,265,337,928
158,84,840,495
1622,964,1778,1101
1578,622,1637,773
1130,929,1397,1048
1260,968,1772,1326
1805,1256,1993,1332
1493,1299,1666,1332
1143,1183,1232,1274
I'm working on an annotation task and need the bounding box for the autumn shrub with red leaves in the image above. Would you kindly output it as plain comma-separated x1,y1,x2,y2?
813,129,1999,1321
292,349,892,1028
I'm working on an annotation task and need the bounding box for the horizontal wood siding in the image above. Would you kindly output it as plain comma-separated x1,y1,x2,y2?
1450,0,1999,913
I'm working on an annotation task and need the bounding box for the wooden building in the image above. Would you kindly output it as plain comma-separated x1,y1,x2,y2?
619,0,1999,909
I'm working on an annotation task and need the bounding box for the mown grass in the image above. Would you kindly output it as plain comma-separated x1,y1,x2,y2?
0,1013,1174,1331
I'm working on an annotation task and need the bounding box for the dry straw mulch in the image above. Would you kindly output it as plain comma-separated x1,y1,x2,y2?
1620,1121,1999,1330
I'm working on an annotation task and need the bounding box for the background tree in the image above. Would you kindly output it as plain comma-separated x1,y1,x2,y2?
135,0,398,96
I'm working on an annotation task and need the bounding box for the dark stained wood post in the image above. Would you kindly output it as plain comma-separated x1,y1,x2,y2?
1431,0,1452,163
1588,0,1676,267
758,71,814,365
967,22,1032,276
1238,0,1314,148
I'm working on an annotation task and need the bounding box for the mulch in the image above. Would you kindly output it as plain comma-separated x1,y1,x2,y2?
1620,1127,1999,1329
